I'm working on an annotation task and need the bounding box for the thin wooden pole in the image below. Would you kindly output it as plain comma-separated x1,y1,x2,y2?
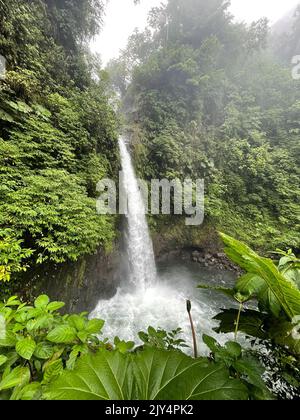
186,300,198,358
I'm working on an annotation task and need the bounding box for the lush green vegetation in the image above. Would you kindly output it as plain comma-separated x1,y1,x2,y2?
0,0,118,278
0,0,299,401
201,234,300,397
1,1,298,276
0,234,299,400
111,0,300,250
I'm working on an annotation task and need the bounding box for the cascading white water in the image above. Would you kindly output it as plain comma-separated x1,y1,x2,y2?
90,138,235,354
118,138,156,288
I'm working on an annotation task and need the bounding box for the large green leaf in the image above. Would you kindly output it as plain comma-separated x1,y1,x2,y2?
34,295,50,309
46,325,77,344
236,273,281,316
0,367,30,391
67,315,85,331
0,355,8,367
47,350,131,400
16,337,36,360
43,360,64,384
34,342,54,360
0,330,17,347
220,233,300,319
10,382,41,401
278,255,300,289
46,302,65,312
133,349,247,400
47,348,248,400
86,319,105,334
233,356,273,400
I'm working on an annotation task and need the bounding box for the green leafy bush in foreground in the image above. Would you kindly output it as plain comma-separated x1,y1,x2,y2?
0,295,105,400
0,292,272,400
199,234,300,354
199,234,300,397
48,331,274,400
1,234,299,400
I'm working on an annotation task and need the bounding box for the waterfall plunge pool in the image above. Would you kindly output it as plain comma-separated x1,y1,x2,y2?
90,260,239,355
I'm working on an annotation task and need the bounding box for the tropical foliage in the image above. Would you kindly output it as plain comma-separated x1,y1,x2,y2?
0,292,271,401
47,346,254,400
199,233,300,398
0,0,299,402
0,238,33,283
0,231,299,400
0,293,107,400
0,0,118,271
111,0,300,250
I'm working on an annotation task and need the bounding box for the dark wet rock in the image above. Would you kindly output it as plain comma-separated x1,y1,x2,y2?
19,245,122,313
156,245,240,271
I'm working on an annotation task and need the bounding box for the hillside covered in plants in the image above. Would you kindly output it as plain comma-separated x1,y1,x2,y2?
111,0,300,250
0,0,118,285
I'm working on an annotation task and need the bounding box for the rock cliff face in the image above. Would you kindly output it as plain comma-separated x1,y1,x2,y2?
22,246,123,313
152,221,240,273
155,245,239,273
152,221,223,259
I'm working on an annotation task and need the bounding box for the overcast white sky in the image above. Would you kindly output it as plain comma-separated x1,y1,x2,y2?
90,0,299,65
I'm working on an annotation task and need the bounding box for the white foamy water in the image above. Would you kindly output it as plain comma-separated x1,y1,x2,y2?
91,262,236,355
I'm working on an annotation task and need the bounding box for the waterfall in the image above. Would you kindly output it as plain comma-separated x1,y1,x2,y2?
119,138,156,289
90,138,230,355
